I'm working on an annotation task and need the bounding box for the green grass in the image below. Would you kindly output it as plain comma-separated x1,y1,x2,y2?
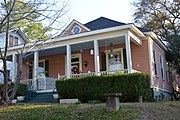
0,101,180,120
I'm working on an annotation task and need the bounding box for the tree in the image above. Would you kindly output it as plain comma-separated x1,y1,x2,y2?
23,22,51,41
3,0,52,41
133,0,180,73
0,0,69,105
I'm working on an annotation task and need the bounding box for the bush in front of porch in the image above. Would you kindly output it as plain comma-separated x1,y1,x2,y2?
56,73,151,102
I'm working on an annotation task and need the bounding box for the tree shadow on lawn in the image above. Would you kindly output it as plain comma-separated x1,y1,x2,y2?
0,103,138,120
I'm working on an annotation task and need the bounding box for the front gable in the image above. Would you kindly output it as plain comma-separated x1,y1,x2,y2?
60,20,91,37
0,29,29,48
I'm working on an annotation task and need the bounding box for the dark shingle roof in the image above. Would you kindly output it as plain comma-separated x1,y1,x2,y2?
138,27,151,32
84,17,151,33
84,17,126,30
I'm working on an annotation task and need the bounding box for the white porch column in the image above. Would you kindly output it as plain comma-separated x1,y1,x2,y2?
94,40,100,75
33,50,39,90
125,33,132,73
66,44,71,78
12,54,17,82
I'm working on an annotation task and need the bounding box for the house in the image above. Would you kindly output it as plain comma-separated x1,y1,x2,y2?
5,17,173,100
0,29,29,83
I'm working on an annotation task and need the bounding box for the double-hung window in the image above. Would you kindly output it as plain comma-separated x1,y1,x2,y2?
153,48,158,76
160,55,164,79
166,62,169,82
9,35,18,47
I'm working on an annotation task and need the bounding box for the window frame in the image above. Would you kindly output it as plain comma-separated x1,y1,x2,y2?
72,25,81,34
9,35,18,47
153,47,158,77
166,62,169,82
160,54,165,80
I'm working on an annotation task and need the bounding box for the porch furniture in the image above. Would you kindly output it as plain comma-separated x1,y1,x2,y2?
104,93,122,111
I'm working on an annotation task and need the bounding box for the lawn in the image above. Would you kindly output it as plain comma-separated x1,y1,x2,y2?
0,101,180,120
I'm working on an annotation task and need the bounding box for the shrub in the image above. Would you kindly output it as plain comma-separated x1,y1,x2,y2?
56,73,151,102
15,84,27,96
0,83,27,98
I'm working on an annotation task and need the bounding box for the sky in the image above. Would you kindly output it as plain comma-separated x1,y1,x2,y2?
68,0,135,24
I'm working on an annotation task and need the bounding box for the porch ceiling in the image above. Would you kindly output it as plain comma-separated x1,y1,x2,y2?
38,36,125,57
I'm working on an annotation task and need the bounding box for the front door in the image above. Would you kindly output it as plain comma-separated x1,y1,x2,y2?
107,48,124,71
65,53,82,75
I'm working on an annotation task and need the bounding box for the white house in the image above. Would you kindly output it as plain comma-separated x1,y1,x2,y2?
0,29,29,83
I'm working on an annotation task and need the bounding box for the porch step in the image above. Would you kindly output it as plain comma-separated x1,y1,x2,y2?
35,89,56,93
19,91,58,103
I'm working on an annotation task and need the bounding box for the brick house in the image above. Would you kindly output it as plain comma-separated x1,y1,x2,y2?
6,17,173,100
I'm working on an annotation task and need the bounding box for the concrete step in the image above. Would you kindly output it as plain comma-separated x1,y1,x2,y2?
19,90,59,103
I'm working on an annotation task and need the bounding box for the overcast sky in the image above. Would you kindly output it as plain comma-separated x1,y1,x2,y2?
68,0,135,24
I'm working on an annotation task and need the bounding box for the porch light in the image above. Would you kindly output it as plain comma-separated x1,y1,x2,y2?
90,49,94,55
110,54,113,58
84,60,88,67
110,43,113,57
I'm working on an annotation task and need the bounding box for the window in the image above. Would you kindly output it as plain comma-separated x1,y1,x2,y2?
72,26,81,34
153,48,158,76
9,35,18,46
160,55,164,79
166,62,169,82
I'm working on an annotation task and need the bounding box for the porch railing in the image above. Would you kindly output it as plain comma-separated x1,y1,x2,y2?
59,69,128,80
20,77,58,90
20,69,140,90
70,72,96,78
99,69,128,75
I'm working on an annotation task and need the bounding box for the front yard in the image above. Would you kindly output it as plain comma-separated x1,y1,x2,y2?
0,101,180,120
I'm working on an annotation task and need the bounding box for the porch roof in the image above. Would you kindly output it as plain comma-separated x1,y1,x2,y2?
5,23,145,55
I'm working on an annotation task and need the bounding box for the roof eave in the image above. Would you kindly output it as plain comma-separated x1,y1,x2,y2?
144,31,167,51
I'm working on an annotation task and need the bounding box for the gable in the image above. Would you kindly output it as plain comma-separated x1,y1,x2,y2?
0,29,29,48
60,20,91,37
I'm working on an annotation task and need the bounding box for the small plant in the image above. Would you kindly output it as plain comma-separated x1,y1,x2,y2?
88,100,101,104
74,101,81,105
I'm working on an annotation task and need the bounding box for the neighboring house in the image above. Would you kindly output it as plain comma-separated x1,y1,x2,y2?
0,29,29,83
5,17,173,100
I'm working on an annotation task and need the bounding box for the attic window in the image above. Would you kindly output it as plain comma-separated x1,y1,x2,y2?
9,35,18,47
72,26,81,34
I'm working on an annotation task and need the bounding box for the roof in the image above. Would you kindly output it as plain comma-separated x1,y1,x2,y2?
84,17,151,33
84,17,126,30
137,27,151,32
0,28,29,42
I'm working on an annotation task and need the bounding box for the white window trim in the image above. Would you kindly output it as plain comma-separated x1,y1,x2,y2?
9,34,19,46
166,62,169,82
153,47,158,77
71,25,81,34
65,53,82,75
105,48,124,71
160,54,165,80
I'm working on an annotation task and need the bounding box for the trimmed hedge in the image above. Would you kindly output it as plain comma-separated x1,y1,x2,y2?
0,84,27,98
56,73,151,102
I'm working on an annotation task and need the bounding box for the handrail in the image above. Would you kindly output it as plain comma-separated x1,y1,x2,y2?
29,79,38,90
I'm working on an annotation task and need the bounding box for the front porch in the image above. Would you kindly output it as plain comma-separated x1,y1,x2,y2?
8,26,145,91
20,69,140,91
19,35,141,90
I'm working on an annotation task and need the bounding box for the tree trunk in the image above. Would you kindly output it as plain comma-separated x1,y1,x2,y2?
9,55,23,101
3,59,9,105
